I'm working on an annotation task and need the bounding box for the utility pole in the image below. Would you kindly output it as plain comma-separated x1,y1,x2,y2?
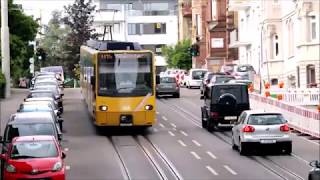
1,0,11,98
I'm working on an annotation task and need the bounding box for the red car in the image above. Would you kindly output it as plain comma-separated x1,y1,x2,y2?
0,135,66,180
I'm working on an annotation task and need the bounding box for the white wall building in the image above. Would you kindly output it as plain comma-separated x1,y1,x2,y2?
229,0,319,89
94,0,178,55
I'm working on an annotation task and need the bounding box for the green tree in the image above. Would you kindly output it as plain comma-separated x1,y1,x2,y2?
38,11,71,69
62,0,97,79
162,39,192,70
0,0,39,85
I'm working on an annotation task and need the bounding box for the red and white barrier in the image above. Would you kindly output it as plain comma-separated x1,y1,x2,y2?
250,93,320,138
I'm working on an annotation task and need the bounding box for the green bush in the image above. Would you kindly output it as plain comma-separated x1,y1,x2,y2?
0,72,6,85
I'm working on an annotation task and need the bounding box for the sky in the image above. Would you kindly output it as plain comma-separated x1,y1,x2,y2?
14,0,74,24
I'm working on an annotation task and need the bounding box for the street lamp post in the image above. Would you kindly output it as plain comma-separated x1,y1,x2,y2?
1,0,11,98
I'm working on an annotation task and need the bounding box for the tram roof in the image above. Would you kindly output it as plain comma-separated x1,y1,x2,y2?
86,40,142,51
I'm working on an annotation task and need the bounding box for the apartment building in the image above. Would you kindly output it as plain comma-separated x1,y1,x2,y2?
229,0,319,88
93,0,178,55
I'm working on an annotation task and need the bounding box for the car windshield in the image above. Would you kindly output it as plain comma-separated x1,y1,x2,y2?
7,124,55,142
29,92,54,98
212,85,248,103
20,105,52,112
34,86,59,95
98,53,153,97
248,114,286,125
10,141,58,159
192,70,206,80
160,77,176,83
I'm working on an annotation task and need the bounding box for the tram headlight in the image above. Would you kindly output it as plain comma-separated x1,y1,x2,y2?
145,105,153,111
99,105,108,111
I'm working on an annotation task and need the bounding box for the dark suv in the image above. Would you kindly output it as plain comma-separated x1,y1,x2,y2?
201,83,250,131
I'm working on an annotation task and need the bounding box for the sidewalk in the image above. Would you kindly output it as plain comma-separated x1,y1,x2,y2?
0,88,29,133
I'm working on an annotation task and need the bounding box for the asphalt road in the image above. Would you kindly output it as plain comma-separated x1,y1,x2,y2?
1,88,319,180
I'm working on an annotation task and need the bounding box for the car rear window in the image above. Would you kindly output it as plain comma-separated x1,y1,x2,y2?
192,71,206,80
160,77,176,83
248,114,286,125
11,141,58,159
237,65,254,72
7,124,56,142
212,85,248,103
216,76,235,83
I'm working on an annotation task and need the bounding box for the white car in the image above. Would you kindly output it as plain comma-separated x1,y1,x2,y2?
186,69,207,88
231,110,292,155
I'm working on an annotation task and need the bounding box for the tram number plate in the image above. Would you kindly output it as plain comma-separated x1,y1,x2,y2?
120,115,133,126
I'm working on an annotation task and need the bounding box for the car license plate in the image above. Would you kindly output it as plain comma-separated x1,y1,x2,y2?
260,139,276,144
224,116,237,120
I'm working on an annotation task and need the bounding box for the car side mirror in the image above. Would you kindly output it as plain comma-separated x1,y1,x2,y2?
0,154,7,160
90,76,95,86
62,152,66,159
58,133,63,141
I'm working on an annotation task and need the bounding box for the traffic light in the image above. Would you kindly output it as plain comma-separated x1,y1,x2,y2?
189,44,200,57
36,48,46,61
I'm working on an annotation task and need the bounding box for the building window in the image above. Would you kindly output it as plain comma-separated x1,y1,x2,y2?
195,14,201,36
274,34,279,57
271,78,278,85
128,23,166,35
310,15,317,40
296,66,300,88
306,64,316,87
128,23,141,35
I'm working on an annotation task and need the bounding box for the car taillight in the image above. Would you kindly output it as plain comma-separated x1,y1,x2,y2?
280,124,290,132
210,112,219,118
242,125,255,133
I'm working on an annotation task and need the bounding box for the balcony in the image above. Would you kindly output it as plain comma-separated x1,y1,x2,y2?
229,29,251,48
228,0,252,11
182,2,192,17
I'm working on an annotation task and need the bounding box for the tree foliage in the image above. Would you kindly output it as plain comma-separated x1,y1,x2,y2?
38,11,71,69
62,0,97,79
162,39,192,70
0,0,39,85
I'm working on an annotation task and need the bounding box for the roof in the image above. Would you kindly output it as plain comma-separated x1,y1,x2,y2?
12,135,56,143
9,112,54,124
243,110,282,115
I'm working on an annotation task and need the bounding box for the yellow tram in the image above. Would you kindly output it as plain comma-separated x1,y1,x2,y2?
80,40,156,127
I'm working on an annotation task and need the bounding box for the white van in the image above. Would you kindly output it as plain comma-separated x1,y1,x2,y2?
186,69,208,88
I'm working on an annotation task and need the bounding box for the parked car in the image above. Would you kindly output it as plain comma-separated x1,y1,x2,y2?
25,97,62,115
231,110,292,155
0,136,66,180
156,76,180,98
308,160,320,180
201,83,250,131
17,101,64,130
29,87,63,112
234,64,256,80
1,112,63,149
186,68,208,88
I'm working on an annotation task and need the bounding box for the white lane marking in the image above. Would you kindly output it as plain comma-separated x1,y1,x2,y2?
190,151,201,160
178,140,187,147
153,128,159,132
65,166,71,170
159,123,165,128
180,130,188,137
292,153,309,165
172,128,177,131
192,140,202,147
168,131,175,136
156,111,159,114
224,165,237,175
64,148,69,152
294,133,320,146
170,123,177,128
206,166,218,176
162,116,168,121
206,151,217,159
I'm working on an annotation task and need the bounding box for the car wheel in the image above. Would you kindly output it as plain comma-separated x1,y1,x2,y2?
239,140,248,155
207,119,214,132
201,111,207,129
283,143,292,155
231,134,238,150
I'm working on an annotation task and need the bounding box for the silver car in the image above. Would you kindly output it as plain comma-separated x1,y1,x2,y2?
156,76,180,98
231,110,292,155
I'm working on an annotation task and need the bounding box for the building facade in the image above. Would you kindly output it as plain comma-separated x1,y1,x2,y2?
178,0,192,40
229,0,319,89
94,0,178,55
